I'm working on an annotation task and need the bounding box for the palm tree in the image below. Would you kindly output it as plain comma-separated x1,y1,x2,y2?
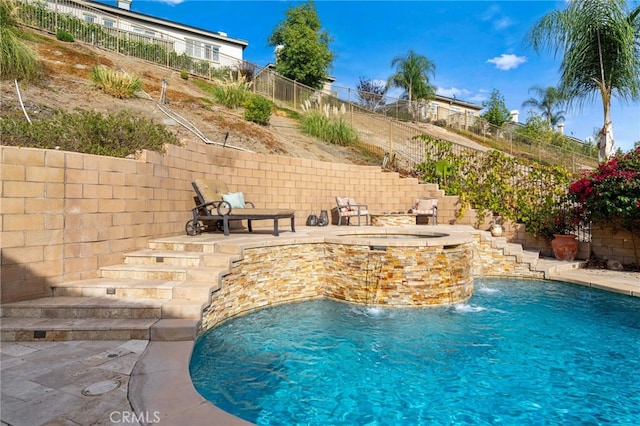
527,0,640,162
521,86,566,129
388,50,436,121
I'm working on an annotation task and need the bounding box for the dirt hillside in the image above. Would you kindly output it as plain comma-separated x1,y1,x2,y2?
1,32,373,164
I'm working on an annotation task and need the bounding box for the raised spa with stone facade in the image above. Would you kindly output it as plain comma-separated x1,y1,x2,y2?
200,230,479,332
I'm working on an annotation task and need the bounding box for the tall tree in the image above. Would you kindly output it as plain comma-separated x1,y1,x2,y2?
356,77,387,111
387,50,436,121
267,1,334,90
521,86,566,129
481,89,512,128
527,0,640,162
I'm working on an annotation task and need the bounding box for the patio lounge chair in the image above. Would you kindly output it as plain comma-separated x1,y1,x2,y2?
411,198,438,225
335,196,369,226
186,179,295,236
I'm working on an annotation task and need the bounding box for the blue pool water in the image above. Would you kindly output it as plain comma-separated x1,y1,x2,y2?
190,278,640,424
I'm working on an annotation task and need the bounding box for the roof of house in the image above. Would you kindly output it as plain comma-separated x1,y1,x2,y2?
433,95,483,111
86,0,248,49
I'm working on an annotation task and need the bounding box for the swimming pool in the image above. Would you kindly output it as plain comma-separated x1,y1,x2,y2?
190,278,640,424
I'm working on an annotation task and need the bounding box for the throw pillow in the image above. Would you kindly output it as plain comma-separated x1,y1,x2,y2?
222,192,246,208
336,197,351,212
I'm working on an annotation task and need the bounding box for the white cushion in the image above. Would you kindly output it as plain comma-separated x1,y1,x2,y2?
413,198,437,213
222,192,246,208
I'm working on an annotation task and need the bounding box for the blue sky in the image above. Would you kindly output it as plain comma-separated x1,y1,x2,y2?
103,0,639,152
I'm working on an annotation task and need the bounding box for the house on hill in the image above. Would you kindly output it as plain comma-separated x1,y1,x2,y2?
386,95,483,128
20,0,247,71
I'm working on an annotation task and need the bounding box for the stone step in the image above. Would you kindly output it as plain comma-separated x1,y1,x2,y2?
100,264,188,281
172,281,221,301
0,296,165,319
521,250,541,268
503,243,524,260
99,264,227,284
148,238,218,254
150,319,200,341
161,299,205,319
0,317,157,342
53,278,177,299
124,249,203,267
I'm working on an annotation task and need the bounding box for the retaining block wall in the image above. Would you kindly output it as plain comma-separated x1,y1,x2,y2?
1,141,475,303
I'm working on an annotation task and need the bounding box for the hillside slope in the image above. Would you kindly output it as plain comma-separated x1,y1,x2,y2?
1,32,373,164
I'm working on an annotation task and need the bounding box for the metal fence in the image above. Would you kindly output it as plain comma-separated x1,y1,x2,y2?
17,0,598,175
253,69,599,174
17,0,243,77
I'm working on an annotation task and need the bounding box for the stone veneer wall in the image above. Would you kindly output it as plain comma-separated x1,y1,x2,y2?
2,142,468,303
201,241,474,331
473,235,545,279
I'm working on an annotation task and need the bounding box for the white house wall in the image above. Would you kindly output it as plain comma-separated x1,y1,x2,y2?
30,0,244,68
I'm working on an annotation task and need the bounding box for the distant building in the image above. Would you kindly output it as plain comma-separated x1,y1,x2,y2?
23,0,247,69
386,95,483,127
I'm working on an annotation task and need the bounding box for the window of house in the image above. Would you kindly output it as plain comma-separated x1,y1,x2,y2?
186,39,201,58
204,44,220,62
133,26,155,37
187,39,220,61
103,19,115,28
83,14,96,23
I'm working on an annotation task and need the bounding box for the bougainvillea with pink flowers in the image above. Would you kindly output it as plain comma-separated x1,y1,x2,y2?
567,147,640,233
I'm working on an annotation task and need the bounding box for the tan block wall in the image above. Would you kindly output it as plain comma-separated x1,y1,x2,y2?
591,226,640,265
1,142,461,303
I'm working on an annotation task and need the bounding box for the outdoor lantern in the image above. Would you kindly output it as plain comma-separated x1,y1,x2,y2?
318,210,329,226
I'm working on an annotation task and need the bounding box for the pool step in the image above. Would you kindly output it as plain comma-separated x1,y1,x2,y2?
0,317,157,342
0,296,165,319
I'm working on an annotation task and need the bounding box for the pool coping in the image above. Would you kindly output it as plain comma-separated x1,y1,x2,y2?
130,228,640,425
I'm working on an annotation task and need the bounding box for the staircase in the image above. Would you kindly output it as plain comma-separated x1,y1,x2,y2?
0,238,240,342
1,230,549,342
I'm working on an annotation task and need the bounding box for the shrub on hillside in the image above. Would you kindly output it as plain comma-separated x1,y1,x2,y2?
300,112,358,146
0,109,180,157
90,65,142,99
211,73,250,109
243,94,272,125
55,28,74,42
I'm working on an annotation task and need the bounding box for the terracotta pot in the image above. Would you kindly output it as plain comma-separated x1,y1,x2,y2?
551,234,579,261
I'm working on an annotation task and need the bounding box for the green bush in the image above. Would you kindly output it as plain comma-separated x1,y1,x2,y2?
300,112,358,146
414,134,575,233
55,28,74,42
243,95,272,125
180,69,189,80
90,65,142,98
208,72,250,109
0,109,180,157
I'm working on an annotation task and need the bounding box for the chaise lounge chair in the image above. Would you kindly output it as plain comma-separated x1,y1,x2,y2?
186,179,295,236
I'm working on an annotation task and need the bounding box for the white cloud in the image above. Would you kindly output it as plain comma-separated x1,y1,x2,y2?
436,87,471,99
157,0,184,5
487,54,527,70
468,89,489,104
494,17,514,30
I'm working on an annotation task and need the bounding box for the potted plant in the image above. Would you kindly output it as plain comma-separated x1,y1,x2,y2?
543,206,582,261
490,215,504,237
